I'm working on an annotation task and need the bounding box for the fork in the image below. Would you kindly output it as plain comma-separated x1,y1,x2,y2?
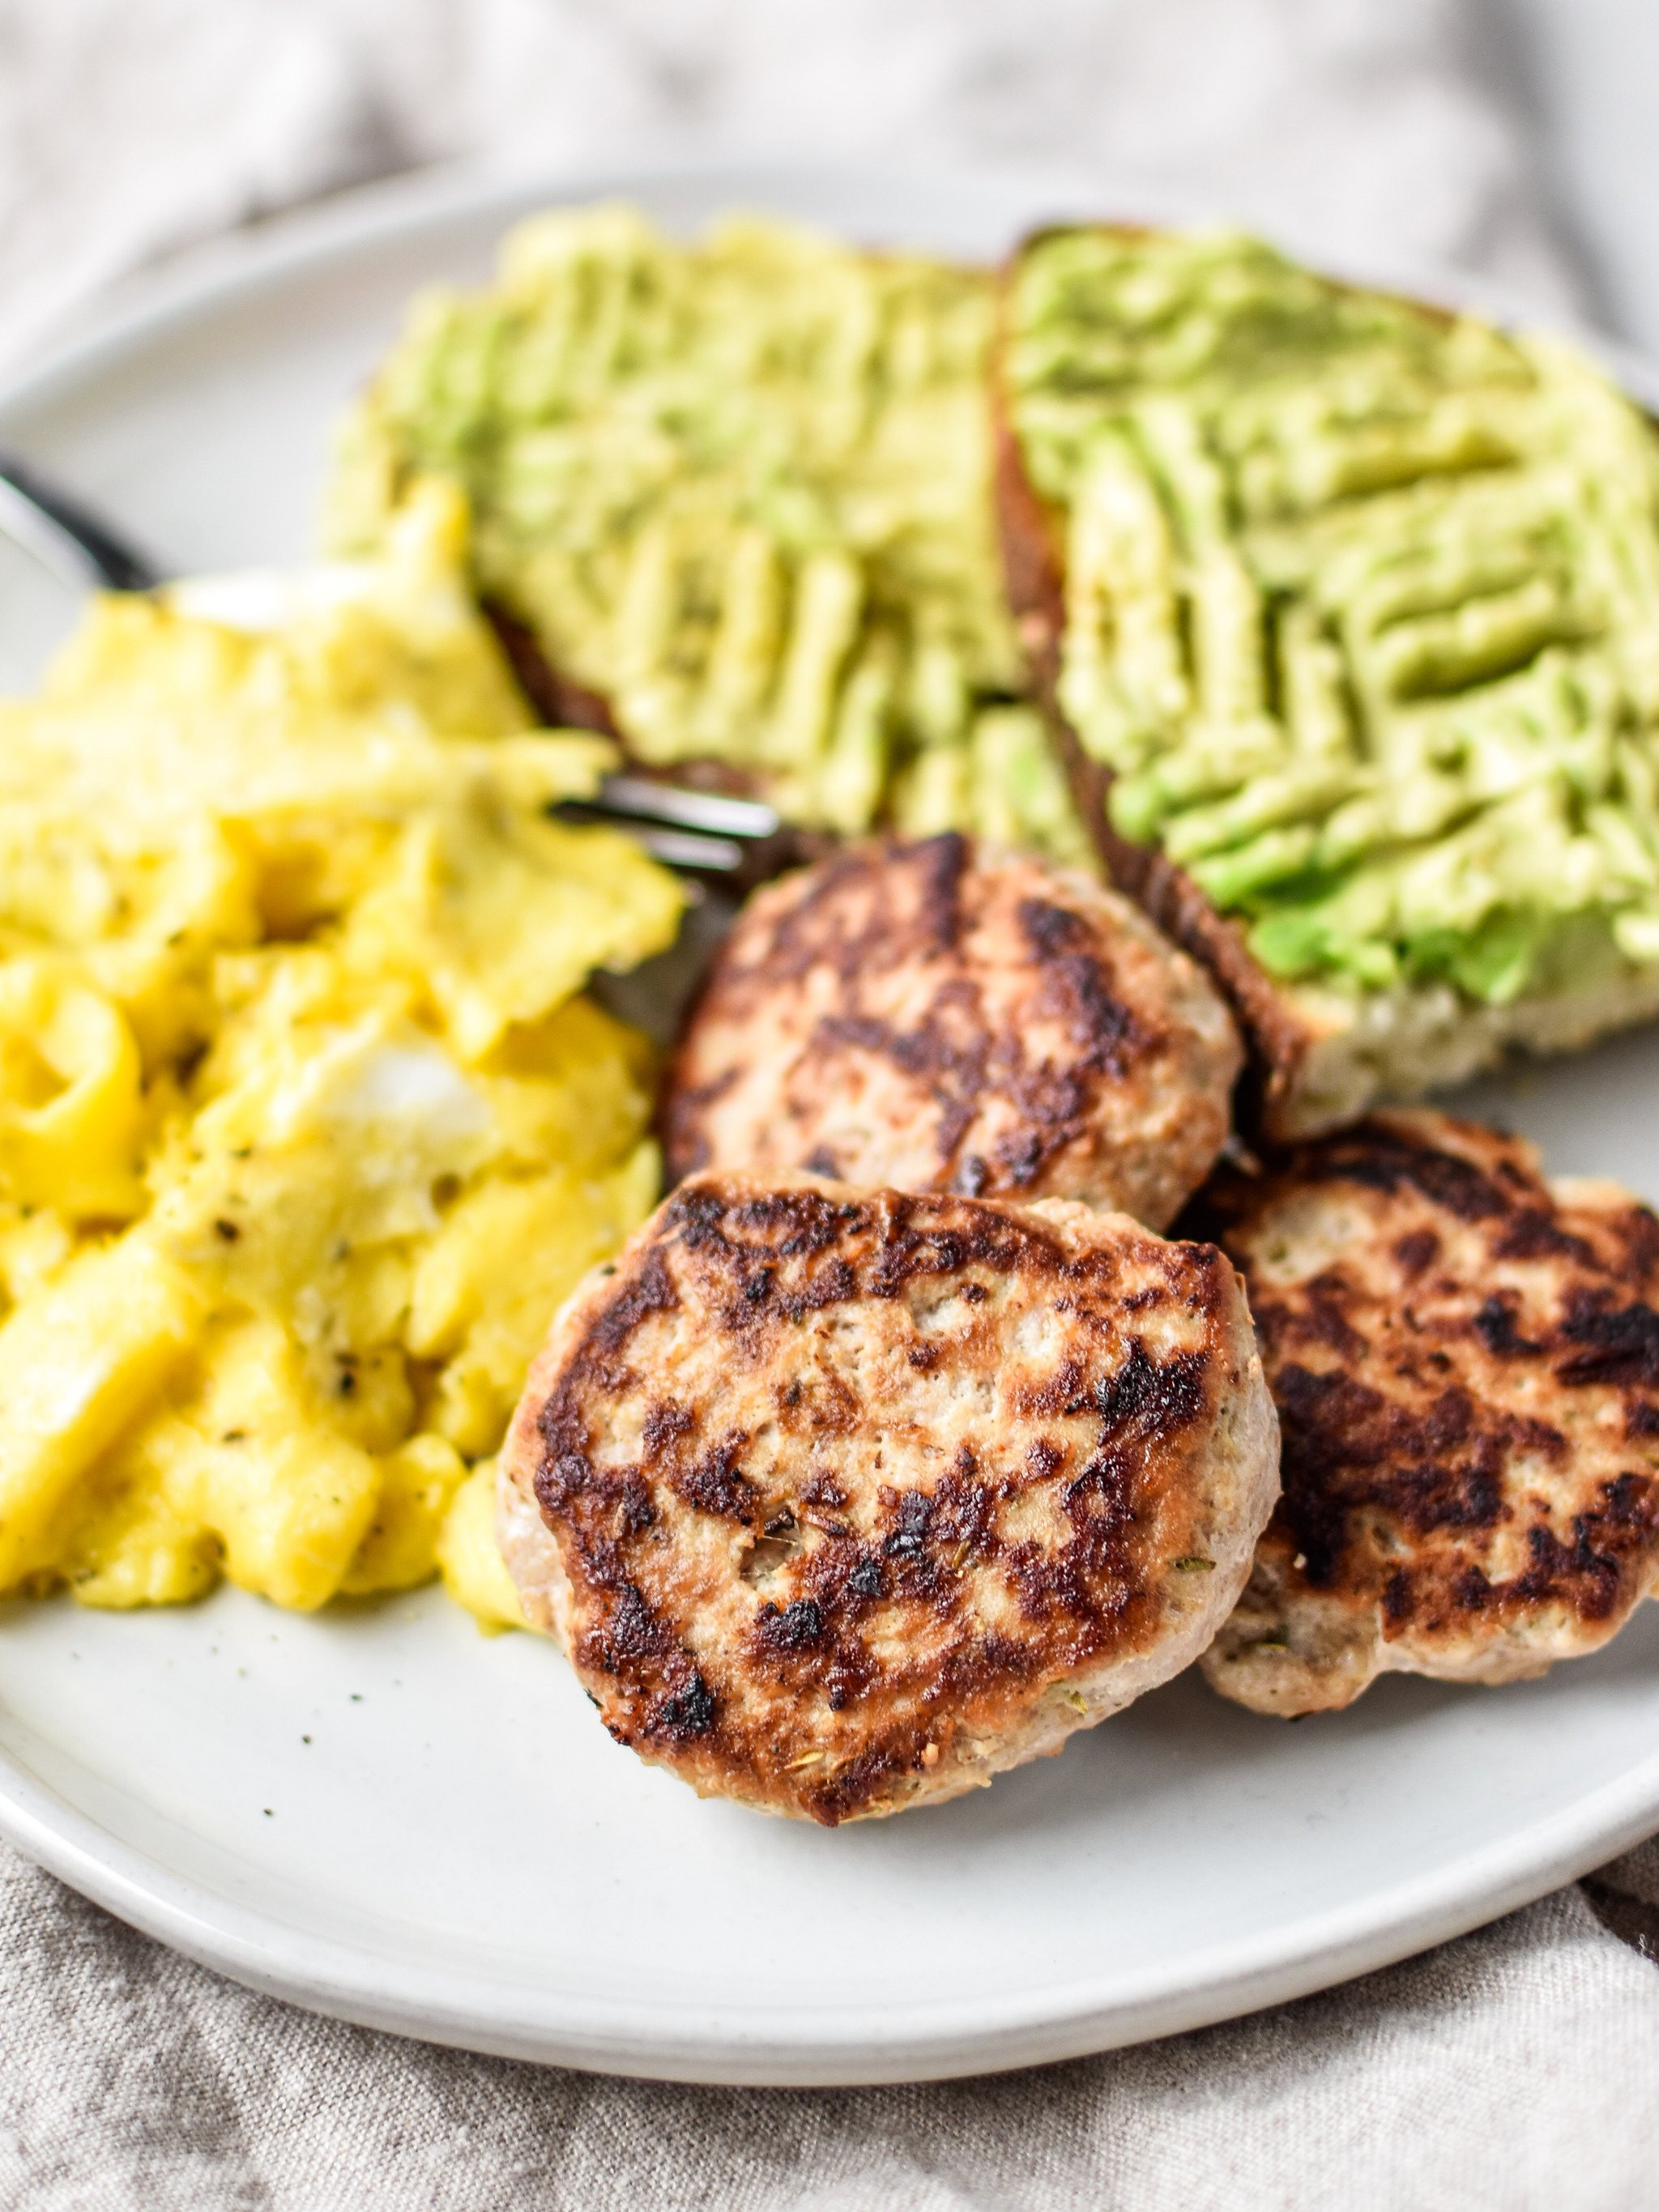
0,446,788,883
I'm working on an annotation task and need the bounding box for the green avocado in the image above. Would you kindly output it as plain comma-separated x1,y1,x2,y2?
328,204,1085,862
1007,226,1659,1001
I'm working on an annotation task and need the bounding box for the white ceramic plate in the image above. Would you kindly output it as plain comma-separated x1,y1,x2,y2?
1,163,1657,2090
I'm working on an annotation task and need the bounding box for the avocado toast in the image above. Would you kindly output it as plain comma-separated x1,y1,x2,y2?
327,204,1090,864
997,225,1659,1136
333,204,1659,1139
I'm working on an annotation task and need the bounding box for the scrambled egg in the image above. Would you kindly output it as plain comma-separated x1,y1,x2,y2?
0,482,682,1626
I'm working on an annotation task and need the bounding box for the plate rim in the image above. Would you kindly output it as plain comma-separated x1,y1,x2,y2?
5,1711,1658,2085
1,154,1657,2086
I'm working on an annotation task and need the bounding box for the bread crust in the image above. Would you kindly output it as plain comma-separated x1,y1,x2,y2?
989,298,1327,1139
484,598,819,823
1188,1110,1659,1715
484,599,625,744
498,1169,1278,1822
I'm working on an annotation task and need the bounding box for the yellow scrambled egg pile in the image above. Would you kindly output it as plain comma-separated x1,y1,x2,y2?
0,484,681,1627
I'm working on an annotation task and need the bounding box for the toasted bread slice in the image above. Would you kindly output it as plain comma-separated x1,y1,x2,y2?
1188,1110,1659,1715
663,832,1241,1228
484,599,798,816
328,207,1085,847
995,226,1659,1140
499,1170,1278,1822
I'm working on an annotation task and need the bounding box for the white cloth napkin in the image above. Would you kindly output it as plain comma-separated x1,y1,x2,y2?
0,2,1653,2205
0,0,1586,374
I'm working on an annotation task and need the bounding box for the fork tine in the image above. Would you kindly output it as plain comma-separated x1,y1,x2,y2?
557,773,798,883
625,827,748,873
591,775,781,841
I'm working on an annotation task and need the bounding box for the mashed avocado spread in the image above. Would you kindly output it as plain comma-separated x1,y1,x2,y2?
1007,227,1659,1006
329,206,1087,863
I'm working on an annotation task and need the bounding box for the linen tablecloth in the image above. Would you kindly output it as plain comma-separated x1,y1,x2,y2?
0,3,1654,2204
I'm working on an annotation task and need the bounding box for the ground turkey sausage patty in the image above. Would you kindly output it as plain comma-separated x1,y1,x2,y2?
662,833,1242,1230
499,1170,1278,1823
1189,1110,1659,1715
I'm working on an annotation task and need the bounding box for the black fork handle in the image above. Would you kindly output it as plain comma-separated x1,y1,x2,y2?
0,450,166,591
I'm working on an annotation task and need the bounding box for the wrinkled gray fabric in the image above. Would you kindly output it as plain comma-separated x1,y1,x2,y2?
0,0,1588,376
2,1840,1657,2210
0,2,1653,2205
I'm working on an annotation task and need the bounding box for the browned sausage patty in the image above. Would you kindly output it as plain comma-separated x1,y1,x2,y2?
1189,1110,1659,1715
662,833,1242,1230
499,1170,1277,1822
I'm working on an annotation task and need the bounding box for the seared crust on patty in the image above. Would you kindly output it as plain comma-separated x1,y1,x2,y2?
1188,1110,1659,1715
499,1169,1277,1822
662,833,1242,1229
